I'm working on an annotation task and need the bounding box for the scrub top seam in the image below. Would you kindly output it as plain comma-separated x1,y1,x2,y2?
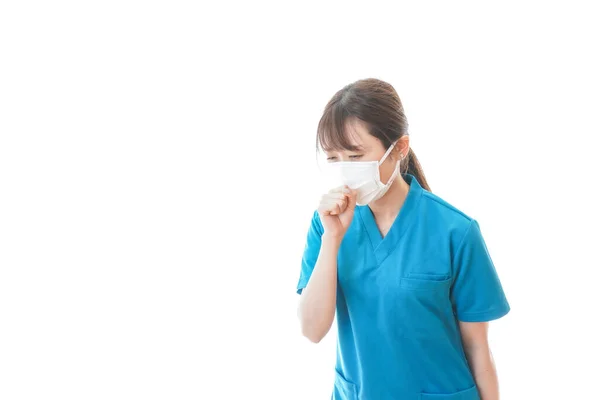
458,305,510,317
422,192,473,222
394,188,424,239
372,201,422,267
457,304,511,322
450,219,476,278
373,187,424,267
296,279,308,294
356,206,377,252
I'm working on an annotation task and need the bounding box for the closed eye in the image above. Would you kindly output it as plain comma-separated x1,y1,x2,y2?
325,154,363,161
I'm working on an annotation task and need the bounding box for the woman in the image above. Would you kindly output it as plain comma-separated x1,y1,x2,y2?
296,78,510,400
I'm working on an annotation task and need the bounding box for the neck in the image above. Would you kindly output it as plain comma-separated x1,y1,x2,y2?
368,174,410,220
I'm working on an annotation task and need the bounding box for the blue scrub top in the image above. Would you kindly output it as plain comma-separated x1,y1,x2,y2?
297,173,510,400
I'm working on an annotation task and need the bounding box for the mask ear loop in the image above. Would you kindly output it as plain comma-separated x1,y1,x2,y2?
378,140,399,166
379,141,403,188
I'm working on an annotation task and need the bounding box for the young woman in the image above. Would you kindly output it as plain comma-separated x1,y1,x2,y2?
296,78,510,400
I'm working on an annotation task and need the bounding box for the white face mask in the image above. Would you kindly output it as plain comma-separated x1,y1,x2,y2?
325,142,401,206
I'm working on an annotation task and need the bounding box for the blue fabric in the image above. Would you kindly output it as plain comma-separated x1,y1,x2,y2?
297,174,510,400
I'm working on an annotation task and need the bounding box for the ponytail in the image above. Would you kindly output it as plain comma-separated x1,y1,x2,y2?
404,148,431,191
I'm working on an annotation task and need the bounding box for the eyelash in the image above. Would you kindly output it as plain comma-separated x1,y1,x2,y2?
327,155,363,161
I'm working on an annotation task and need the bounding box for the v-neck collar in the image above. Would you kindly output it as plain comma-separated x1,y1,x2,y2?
357,173,424,265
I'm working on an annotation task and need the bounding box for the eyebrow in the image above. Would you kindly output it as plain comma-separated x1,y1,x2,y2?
325,144,369,153
350,144,368,151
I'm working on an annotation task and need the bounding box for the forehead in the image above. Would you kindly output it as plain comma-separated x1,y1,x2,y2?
340,118,377,149
318,114,383,153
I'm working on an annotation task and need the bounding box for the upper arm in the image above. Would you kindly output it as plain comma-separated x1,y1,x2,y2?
458,321,489,351
296,211,323,294
450,219,511,322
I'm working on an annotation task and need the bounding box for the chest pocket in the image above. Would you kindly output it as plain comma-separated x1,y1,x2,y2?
392,274,454,339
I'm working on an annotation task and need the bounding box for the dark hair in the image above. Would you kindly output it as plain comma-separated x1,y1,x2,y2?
316,78,430,191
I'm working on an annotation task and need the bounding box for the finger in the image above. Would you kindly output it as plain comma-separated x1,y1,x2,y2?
332,203,341,215
320,198,345,209
322,204,340,216
322,192,346,202
319,200,343,216
318,206,333,216
344,189,358,210
319,195,346,212
328,185,347,194
319,188,350,216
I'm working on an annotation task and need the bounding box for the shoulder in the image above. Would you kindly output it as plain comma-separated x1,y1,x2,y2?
421,190,473,220
418,190,476,241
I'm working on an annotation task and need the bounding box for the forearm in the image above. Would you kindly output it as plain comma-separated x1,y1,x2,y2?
298,234,341,343
465,345,500,400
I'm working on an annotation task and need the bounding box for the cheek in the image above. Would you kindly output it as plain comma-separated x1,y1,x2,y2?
378,160,397,182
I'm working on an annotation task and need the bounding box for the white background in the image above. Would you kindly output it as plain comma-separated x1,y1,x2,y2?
1,1,599,399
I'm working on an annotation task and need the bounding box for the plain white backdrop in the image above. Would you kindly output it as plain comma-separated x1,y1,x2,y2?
1,1,599,399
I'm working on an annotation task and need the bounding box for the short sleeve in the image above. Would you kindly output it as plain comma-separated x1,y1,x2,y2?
296,210,324,295
450,219,510,322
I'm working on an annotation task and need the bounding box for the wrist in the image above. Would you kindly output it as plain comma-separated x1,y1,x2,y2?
322,232,344,246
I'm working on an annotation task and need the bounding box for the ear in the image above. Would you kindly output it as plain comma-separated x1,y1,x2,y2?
392,135,410,161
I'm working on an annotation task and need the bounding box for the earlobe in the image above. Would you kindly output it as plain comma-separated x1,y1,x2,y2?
394,142,406,161
400,146,410,161
397,136,410,160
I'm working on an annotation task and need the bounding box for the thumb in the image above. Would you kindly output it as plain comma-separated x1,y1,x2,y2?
345,187,357,210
